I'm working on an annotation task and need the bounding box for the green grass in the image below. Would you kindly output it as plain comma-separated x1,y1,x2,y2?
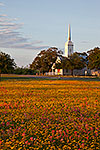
0,76,100,81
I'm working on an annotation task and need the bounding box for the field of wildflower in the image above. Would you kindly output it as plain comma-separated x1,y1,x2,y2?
0,80,100,149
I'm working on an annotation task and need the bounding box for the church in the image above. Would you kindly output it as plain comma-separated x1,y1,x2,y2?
51,24,90,76
51,24,74,75
65,24,74,57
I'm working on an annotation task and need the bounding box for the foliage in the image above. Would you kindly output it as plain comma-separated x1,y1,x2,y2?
55,57,71,69
54,62,63,69
87,47,100,70
76,52,88,65
14,67,36,75
30,47,63,73
0,80,100,149
0,51,16,73
69,52,86,70
55,53,86,75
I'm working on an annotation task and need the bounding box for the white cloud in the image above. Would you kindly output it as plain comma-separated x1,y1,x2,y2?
0,13,48,50
81,41,90,44
0,2,5,6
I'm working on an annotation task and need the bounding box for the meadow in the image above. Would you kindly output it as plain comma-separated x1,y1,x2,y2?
0,80,100,149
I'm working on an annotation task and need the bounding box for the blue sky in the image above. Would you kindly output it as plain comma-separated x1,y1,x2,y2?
0,0,100,66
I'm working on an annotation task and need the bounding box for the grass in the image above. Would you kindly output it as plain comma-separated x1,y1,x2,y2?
0,74,100,81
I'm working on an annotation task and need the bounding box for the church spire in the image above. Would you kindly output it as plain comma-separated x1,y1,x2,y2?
65,24,74,57
68,24,71,41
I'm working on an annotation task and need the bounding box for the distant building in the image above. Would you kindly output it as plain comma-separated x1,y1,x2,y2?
51,25,91,76
91,69,100,77
51,24,74,75
65,24,74,57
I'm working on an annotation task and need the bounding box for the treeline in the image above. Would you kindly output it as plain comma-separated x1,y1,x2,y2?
0,47,100,75
30,47,100,74
0,52,35,75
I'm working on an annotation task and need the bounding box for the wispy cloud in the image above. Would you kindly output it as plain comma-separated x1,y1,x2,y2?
0,9,48,50
81,41,90,44
0,14,7,17
0,2,5,6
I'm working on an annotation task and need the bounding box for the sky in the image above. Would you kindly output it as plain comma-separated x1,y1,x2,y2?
0,0,100,67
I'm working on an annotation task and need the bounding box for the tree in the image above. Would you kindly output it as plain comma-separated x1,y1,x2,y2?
54,53,85,75
69,53,86,75
87,47,100,70
0,51,16,74
30,47,62,74
55,57,70,69
75,52,88,65
14,67,36,75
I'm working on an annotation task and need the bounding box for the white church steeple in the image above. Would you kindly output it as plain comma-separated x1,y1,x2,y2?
65,24,74,57
68,24,71,41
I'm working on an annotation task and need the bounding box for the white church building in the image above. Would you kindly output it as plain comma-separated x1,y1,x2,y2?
65,24,74,57
50,24,90,76
51,24,74,75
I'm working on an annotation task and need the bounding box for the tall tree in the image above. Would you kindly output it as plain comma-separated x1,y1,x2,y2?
0,51,16,74
30,47,62,74
87,47,100,70
55,53,85,75
69,53,86,75
75,52,88,65
55,57,70,69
